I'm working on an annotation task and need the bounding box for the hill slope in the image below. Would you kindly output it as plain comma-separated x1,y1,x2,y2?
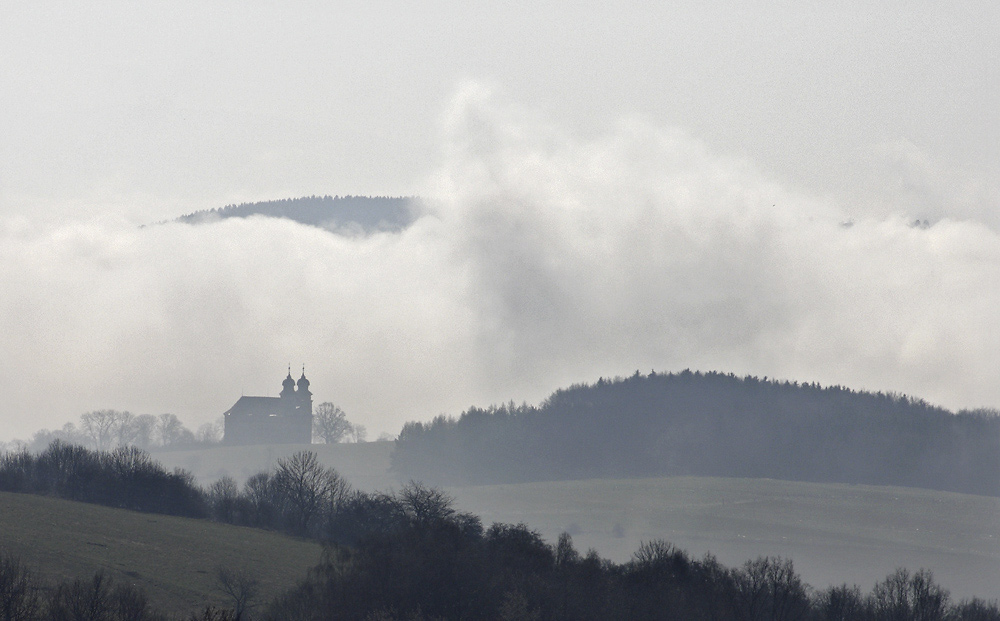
0,491,321,616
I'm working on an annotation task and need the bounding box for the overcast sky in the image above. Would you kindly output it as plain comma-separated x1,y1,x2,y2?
1,1,997,441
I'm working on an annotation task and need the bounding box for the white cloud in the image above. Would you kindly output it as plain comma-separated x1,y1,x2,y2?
1,86,998,442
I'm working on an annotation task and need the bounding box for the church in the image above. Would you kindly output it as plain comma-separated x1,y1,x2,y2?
222,368,313,445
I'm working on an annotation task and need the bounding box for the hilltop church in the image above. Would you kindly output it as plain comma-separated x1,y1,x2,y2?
223,368,313,445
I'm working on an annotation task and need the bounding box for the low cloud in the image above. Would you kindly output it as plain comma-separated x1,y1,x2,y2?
2,85,998,441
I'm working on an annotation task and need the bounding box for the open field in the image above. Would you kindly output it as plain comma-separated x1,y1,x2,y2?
0,491,322,617
450,476,1000,601
155,442,1000,600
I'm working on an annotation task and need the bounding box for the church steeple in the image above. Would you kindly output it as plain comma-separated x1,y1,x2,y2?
297,365,311,395
280,365,296,399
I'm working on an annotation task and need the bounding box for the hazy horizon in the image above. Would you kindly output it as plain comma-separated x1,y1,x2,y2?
2,2,997,441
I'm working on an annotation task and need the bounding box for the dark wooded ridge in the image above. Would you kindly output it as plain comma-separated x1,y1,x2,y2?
392,370,1000,496
173,195,417,233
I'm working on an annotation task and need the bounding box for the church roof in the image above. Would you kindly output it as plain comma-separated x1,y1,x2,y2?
224,395,283,417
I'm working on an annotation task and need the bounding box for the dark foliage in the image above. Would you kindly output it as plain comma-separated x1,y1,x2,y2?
266,487,1000,621
0,552,41,621
0,551,173,621
392,370,1000,496
0,441,207,518
46,570,167,621
172,195,417,234
206,451,352,539
4,463,1000,621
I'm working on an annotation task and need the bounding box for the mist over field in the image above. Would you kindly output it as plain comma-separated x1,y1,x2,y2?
0,84,998,441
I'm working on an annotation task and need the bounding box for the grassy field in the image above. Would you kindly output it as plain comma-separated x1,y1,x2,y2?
154,442,1000,601
0,491,322,617
449,476,1000,601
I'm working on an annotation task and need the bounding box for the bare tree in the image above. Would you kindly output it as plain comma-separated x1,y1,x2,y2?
870,568,950,621
27,422,87,452
951,598,1000,621
156,413,192,447
816,584,867,621
47,570,159,621
731,557,809,621
349,424,368,444
110,411,138,448
80,410,119,451
47,570,113,621
312,403,351,444
216,566,260,620
0,552,41,621
197,420,223,445
132,414,158,450
242,472,276,528
273,451,351,535
398,482,455,525
79,410,142,450
208,476,241,523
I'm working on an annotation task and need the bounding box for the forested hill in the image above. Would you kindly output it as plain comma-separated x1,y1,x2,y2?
391,370,1000,496
173,195,417,233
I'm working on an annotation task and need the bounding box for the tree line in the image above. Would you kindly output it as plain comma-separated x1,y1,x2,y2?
2,443,998,619
2,401,368,455
265,486,1000,620
391,370,1000,496
0,554,177,621
1,550,249,620
0,442,355,527
6,530,998,620
6,410,222,454
0,441,208,517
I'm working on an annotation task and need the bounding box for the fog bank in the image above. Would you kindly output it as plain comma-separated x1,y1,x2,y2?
2,87,998,440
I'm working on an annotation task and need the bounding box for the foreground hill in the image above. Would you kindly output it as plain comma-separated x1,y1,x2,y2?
171,194,417,233
393,370,1000,496
0,491,321,616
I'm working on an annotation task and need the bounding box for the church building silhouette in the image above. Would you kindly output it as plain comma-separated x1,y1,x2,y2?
222,367,313,445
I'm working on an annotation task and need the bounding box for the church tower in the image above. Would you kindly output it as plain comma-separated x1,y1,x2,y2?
280,367,296,400
296,367,313,414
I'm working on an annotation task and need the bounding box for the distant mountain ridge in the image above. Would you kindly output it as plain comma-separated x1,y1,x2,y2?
172,195,418,233
392,370,1000,496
